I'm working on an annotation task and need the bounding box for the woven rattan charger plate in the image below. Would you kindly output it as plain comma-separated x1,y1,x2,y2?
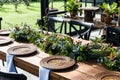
7,44,37,55
95,71,120,80
0,30,11,36
0,36,12,45
40,55,75,70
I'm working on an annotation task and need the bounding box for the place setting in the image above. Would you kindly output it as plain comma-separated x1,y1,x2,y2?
40,55,75,70
0,36,13,46
7,44,37,56
39,55,76,80
0,30,11,36
95,71,120,80
6,44,37,72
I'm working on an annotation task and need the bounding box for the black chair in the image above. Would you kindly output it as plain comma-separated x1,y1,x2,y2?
0,71,27,80
106,26,120,46
69,20,93,40
48,17,65,33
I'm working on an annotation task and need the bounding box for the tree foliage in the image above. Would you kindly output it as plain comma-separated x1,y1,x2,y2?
0,0,30,11
0,0,7,7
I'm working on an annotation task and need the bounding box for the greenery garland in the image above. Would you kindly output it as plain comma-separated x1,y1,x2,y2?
9,26,120,71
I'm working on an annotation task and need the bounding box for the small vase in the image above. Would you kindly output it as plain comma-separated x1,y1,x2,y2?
101,13,106,22
101,13,112,24
104,16,112,24
70,11,77,18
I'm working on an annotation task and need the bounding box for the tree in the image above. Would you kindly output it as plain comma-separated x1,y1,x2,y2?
9,0,22,12
23,0,30,7
0,0,7,7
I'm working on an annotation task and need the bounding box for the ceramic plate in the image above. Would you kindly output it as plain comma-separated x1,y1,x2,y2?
0,36,12,45
40,55,75,70
7,44,37,55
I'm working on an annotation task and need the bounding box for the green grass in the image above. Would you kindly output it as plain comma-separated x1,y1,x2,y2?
0,2,40,29
0,1,92,30
0,1,64,30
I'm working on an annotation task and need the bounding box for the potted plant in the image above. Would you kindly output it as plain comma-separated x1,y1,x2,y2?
65,0,82,18
99,2,119,24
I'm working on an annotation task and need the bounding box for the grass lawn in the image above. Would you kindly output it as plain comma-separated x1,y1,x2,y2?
0,1,93,31
0,2,40,29
0,1,64,30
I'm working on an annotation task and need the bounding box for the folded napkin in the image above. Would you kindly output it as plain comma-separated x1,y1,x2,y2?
39,66,50,80
6,53,17,73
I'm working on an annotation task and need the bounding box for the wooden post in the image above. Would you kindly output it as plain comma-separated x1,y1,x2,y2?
0,17,2,30
41,0,49,26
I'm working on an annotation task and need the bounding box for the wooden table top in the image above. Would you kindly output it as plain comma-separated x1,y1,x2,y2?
48,16,84,22
80,7,99,11
0,38,120,80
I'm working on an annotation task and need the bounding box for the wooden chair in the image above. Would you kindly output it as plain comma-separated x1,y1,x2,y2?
0,71,27,80
69,20,93,40
48,17,65,33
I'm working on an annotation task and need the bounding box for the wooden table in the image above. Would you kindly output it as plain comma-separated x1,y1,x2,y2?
80,7,99,22
0,38,120,80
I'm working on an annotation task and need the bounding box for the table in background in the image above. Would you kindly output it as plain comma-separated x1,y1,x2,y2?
80,7,99,22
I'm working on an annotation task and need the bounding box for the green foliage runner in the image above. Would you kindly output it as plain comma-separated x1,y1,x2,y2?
9,26,120,71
